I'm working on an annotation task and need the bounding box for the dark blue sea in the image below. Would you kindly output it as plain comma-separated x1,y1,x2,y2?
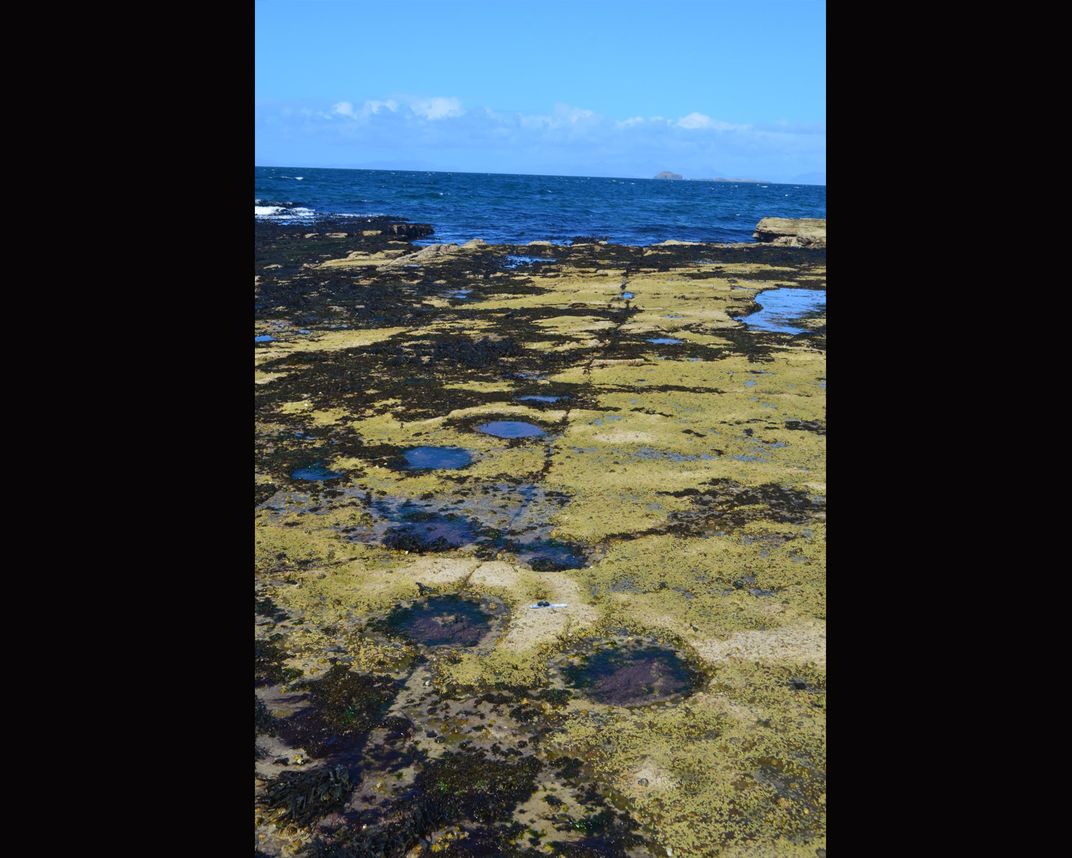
255,166,825,246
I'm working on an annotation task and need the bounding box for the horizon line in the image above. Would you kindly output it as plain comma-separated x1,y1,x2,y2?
254,164,826,187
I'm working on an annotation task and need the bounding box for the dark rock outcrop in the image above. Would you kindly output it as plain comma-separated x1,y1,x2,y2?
387,222,434,239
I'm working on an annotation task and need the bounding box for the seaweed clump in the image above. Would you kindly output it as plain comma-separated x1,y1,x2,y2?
667,477,825,531
310,750,541,857
277,664,400,758
262,764,352,826
256,635,302,686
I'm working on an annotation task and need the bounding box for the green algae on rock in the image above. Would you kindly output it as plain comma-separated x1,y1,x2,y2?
256,218,826,856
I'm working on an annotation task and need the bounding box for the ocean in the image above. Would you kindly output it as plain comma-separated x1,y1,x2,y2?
255,166,826,246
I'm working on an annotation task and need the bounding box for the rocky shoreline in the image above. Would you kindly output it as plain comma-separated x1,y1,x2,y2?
255,217,826,856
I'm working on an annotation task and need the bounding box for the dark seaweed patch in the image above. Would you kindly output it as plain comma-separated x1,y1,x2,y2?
311,751,541,857
785,419,826,435
262,764,352,826
665,478,825,531
275,664,400,758
514,538,587,571
256,636,302,686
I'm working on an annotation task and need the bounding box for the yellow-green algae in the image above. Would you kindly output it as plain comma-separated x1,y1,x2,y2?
255,236,825,856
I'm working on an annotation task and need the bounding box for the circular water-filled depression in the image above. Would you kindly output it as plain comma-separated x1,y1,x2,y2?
560,639,703,706
476,420,547,439
398,446,474,470
382,511,480,552
385,594,504,647
621,291,635,300
291,464,344,481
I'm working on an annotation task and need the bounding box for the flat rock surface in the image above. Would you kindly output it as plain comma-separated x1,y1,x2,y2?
255,221,826,856
753,217,827,248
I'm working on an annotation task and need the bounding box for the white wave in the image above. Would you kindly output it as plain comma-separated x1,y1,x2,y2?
255,205,317,221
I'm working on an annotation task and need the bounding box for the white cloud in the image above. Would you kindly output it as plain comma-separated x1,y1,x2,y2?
616,115,670,128
677,112,713,129
676,113,749,132
364,99,398,115
258,97,824,181
409,97,463,120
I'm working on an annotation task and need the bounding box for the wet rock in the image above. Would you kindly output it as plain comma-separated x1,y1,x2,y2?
386,222,434,239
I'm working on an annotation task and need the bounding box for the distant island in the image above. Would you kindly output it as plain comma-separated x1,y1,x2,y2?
653,172,772,184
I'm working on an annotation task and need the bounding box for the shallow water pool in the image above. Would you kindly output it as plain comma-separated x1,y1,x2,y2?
739,287,826,335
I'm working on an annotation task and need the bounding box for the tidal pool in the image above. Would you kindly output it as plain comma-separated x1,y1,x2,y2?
385,595,496,647
255,334,274,343
400,446,473,470
476,420,546,439
382,512,479,553
291,464,343,481
562,641,700,706
647,337,682,345
739,287,826,335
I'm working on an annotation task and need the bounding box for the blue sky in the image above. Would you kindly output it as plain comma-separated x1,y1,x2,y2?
255,0,826,183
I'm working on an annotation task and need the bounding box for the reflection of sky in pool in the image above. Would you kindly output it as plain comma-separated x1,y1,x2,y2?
647,337,682,345
291,464,343,481
516,395,563,404
401,446,473,470
739,288,826,335
255,334,274,343
477,420,546,439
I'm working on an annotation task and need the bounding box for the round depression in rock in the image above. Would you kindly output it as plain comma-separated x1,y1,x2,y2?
561,641,700,706
476,420,546,439
385,595,497,647
400,446,473,470
291,464,344,481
